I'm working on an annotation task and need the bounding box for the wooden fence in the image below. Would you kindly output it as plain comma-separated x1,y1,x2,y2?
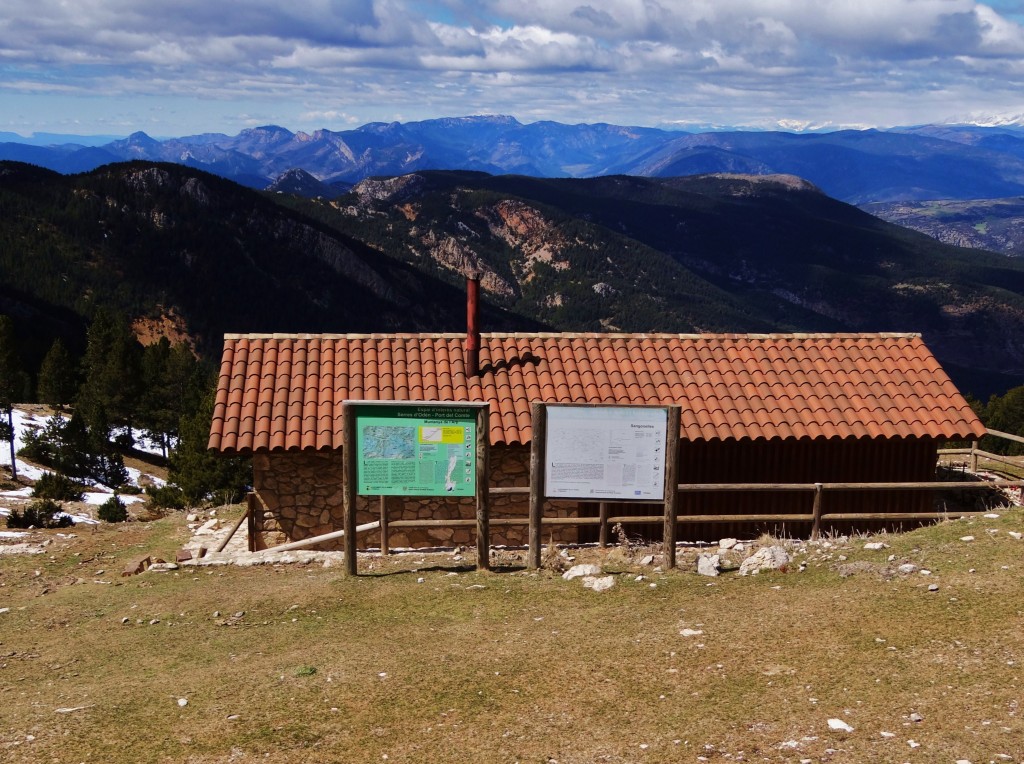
234,427,1024,575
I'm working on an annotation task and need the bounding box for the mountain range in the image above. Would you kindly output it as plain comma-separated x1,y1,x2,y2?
6,116,1024,205
3,159,1023,399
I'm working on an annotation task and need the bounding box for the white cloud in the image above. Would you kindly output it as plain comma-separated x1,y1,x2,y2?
2,0,1024,133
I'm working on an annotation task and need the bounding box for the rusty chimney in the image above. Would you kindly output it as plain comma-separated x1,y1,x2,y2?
466,270,481,377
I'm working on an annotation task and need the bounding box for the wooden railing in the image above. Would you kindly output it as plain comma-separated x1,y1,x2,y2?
240,428,1024,574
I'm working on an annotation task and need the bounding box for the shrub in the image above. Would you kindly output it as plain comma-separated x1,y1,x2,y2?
145,484,186,510
32,472,86,502
6,498,74,529
98,494,128,523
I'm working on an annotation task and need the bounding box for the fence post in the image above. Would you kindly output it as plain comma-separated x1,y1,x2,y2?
598,502,610,547
970,440,979,473
475,405,491,571
662,405,680,569
379,495,390,556
811,483,823,540
246,491,257,552
528,402,546,570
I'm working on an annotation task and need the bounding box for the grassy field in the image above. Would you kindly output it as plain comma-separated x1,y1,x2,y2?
1,508,1023,763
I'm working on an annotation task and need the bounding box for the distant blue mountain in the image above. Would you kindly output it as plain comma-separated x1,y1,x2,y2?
7,115,1024,203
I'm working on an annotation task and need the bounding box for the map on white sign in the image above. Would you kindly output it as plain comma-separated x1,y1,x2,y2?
543,405,669,500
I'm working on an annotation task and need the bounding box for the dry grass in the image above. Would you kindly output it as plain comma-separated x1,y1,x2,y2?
2,509,1023,763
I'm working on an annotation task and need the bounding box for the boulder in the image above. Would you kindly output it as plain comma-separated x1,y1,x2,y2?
697,553,721,577
738,546,789,576
563,563,603,580
582,575,615,592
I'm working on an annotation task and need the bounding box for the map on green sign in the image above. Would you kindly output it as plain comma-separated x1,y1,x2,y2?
355,407,476,496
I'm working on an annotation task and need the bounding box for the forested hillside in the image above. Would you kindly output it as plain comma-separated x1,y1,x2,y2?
287,171,1024,398
3,160,1024,398
0,160,537,373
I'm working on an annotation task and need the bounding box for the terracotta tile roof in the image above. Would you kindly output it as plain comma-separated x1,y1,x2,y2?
208,333,985,453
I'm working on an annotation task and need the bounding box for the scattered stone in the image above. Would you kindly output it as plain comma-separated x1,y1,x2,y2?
909,712,923,722
176,549,194,563
1009,532,1022,540
739,546,790,576
148,562,179,573
984,513,1000,519
959,536,975,542
955,759,972,764
186,513,198,523
121,555,152,577
919,569,932,576
416,577,425,584
733,543,745,552
719,538,737,550
177,698,188,707
928,584,939,592
907,739,920,748
880,731,896,738
897,563,918,575
233,611,245,618
120,617,130,624
863,542,887,550
680,628,704,637
827,718,854,732
563,563,602,580
697,554,720,577
196,519,220,535
54,705,92,714
639,554,655,566
582,575,615,592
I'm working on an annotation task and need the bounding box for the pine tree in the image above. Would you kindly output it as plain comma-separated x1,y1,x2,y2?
169,381,249,506
138,339,202,458
77,308,143,445
37,338,77,412
0,316,24,480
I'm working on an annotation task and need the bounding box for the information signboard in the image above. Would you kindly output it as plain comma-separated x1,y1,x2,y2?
354,403,477,496
543,405,669,500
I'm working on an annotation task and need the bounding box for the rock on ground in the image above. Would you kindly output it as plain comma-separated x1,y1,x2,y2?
739,546,790,576
697,553,721,577
581,575,615,592
563,563,603,580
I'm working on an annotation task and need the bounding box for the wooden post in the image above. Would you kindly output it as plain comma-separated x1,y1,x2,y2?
528,402,546,570
811,482,823,540
216,498,252,554
475,405,491,571
662,405,680,569
379,495,390,555
342,403,358,576
246,491,257,552
970,440,979,473
598,502,610,547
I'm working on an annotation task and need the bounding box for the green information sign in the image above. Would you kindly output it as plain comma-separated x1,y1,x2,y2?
354,403,478,496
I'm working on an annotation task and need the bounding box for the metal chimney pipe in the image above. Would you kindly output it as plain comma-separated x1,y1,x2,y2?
466,270,481,377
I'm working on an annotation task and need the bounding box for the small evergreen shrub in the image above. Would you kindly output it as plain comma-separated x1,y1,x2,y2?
32,473,86,502
98,494,128,523
6,498,74,529
145,484,186,510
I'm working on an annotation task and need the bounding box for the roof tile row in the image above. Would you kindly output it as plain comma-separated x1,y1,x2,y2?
209,333,985,453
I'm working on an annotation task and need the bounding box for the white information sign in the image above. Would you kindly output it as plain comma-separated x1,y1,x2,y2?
543,405,669,500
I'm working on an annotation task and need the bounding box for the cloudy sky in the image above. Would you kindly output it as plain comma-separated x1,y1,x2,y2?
4,0,1024,137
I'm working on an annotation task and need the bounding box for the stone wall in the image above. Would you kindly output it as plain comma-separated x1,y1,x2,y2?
250,446,580,551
